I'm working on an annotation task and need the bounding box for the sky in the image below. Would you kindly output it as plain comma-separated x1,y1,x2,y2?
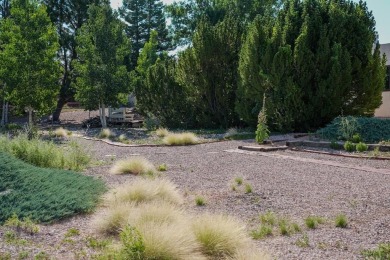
110,0,390,44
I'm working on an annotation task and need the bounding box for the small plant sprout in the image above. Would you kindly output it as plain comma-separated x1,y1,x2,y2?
251,225,273,239
235,177,243,185
260,211,276,226
195,196,206,206
335,214,348,228
295,234,310,248
305,216,324,229
65,228,80,237
245,183,253,193
157,163,167,172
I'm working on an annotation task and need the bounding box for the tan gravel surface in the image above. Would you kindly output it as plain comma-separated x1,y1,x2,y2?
1,132,390,259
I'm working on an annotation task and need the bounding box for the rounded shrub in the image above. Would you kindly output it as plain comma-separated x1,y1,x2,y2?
344,141,355,152
356,142,368,153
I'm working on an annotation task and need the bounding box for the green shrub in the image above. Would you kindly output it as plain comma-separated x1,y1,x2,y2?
0,152,105,223
235,177,243,185
351,133,362,143
344,141,356,152
356,142,368,153
244,183,253,193
335,214,348,228
362,243,390,259
0,135,90,171
317,116,390,143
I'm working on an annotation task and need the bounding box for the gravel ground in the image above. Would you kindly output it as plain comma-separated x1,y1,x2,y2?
1,111,390,259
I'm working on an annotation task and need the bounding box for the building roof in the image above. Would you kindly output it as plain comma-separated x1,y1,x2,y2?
380,43,390,66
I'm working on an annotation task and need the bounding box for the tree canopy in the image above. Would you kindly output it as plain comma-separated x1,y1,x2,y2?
73,2,131,128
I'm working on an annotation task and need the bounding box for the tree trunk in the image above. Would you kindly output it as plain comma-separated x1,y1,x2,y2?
52,95,67,122
28,106,33,126
1,99,5,127
4,102,8,125
101,103,107,128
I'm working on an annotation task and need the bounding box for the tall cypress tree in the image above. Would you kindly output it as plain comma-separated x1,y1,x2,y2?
119,0,170,70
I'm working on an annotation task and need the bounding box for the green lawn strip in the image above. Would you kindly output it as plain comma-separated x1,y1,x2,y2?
0,152,105,224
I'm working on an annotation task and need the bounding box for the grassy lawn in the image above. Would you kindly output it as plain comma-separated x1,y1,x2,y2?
0,152,105,224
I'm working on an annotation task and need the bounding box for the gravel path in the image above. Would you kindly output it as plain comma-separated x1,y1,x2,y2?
1,135,389,259
79,138,390,260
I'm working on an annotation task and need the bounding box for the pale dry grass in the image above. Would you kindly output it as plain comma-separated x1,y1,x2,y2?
163,132,199,146
127,201,185,227
224,128,238,139
104,178,183,205
54,127,71,138
93,202,133,235
110,157,156,175
192,214,250,257
99,128,115,139
155,128,170,137
137,222,206,260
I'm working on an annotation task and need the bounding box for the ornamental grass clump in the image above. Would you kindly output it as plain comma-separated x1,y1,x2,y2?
191,214,250,258
163,132,199,146
104,178,183,206
99,128,115,139
53,127,71,138
110,157,156,176
155,128,170,137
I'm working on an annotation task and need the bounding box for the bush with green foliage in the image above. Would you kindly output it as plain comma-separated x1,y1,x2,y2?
237,0,386,131
351,133,362,143
344,141,356,152
317,117,390,143
356,142,368,153
0,152,105,223
335,214,348,228
255,95,269,144
0,135,90,171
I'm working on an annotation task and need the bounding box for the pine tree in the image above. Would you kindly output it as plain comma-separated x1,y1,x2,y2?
73,3,131,128
119,0,169,70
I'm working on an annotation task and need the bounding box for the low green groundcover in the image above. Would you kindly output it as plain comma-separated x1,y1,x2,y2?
316,117,390,143
0,152,105,224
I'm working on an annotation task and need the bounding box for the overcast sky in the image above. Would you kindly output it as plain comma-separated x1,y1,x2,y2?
110,0,390,44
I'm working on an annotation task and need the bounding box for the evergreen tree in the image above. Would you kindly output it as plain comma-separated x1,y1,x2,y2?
119,0,169,70
0,0,61,126
73,3,131,128
176,14,243,127
43,0,101,121
237,0,386,131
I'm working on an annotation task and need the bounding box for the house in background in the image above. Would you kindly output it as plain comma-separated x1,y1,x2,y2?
374,43,390,118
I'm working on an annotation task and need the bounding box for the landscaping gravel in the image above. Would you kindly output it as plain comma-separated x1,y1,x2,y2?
1,112,390,259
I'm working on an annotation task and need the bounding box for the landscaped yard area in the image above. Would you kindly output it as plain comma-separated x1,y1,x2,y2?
0,112,389,259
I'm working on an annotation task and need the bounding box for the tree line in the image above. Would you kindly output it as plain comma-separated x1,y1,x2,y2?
0,0,387,130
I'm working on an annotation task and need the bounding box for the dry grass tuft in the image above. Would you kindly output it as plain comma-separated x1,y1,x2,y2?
105,178,183,206
54,127,71,137
110,157,156,175
127,201,185,227
138,222,206,260
192,214,250,257
99,128,115,139
155,128,170,137
224,128,238,139
163,132,199,146
93,203,133,235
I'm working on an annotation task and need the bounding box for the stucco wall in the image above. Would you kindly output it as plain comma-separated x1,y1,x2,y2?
375,91,390,118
